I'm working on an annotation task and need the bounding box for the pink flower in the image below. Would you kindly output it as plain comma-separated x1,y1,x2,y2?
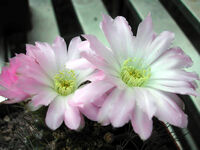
0,56,30,103
11,36,98,130
80,14,199,140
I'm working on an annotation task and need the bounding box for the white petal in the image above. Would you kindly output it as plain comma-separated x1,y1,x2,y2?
148,89,188,128
32,87,58,106
70,80,114,107
82,35,120,72
52,36,68,70
45,96,66,130
34,42,58,78
150,69,199,82
76,68,94,85
64,102,82,130
97,88,121,125
150,47,193,70
101,14,135,63
130,106,153,140
79,103,99,121
110,88,135,127
146,79,199,96
65,58,94,70
133,13,154,59
67,36,82,61
146,31,175,65
134,88,156,119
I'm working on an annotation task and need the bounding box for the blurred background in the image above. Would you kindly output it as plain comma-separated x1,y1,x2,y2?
0,0,200,149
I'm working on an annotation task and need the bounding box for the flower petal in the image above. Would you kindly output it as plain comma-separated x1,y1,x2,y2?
81,50,118,77
150,69,199,82
146,31,175,65
82,34,120,72
146,79,199,96
76,68,94,85
16,54,53,87
65,58,94,70
33,42,58,78
97,88,121,125
92,87,115,107
110,88,135,127
52,36,68,70
130,106,153,140
17,77,48,95
149,89,188,128
45,96,65,130
32,87,58,106
133,13,154,59
70,80,114,106
67,36,82,61
101,14,135,62
134,88,156,119
64,102,82,130
79,103,99,121
0,89,28,103
151,47,193,70
86,70,106,82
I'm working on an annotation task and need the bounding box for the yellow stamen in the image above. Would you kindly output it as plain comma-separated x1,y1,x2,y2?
54,70,77,96
120,58,151,87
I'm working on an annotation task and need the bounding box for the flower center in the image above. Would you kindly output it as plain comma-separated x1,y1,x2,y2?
120,58,151,87
53,70,77,96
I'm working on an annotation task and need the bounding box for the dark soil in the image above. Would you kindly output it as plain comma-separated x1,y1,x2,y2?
0,103,179,150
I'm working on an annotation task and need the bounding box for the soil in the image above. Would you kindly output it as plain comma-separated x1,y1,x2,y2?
0,103,179,150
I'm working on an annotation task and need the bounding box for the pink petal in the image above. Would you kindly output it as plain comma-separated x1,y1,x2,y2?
32,88,58,106
150,69,199,82
101,14,135,62
65,58,94,70
133,13,154,59
81,51,118,76
97,88,121,126
146,79,199,96
0,57,19,87
103,75,127,88
16,54,53,87
146,31,175,65
79,39,119,76
82,35,120,72
86,70,105,82
52,36,68,70
17,77,48,95
45,96,65,130
160,91,184,109
26,44,38,58
67,36,82,61
151,47,193,70
31,42,57,78
76,68,94,85
149,89,188,128
79,103,99,121
0,58,30,102
134,88,156,119
92,87,115,107
64,102,82,130
70,80,114,106
0,89,28,103
109,88,135,127
130,106,153,140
